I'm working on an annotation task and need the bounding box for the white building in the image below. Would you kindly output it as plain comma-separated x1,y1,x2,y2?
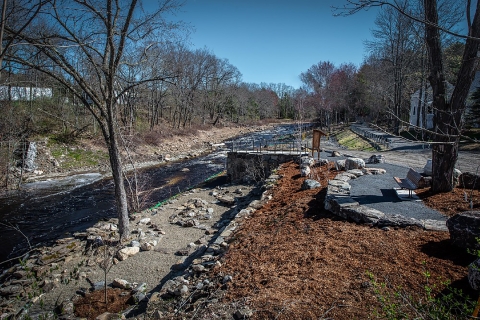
408,72,480,129
0,86,52,101
409,82,455,129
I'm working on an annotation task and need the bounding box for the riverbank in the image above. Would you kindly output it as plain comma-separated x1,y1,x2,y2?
2,155,476,320
17,121,284,185
0,168,265,319
2,123,479,319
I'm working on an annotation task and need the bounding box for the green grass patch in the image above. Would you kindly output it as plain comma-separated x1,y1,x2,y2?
48,140,108,169
334,130,377,151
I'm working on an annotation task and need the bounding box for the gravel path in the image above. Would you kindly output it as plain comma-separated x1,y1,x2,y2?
348,163,447,221
318,142,454,222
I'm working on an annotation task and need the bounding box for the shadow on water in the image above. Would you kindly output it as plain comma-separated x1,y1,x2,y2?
0,124,305,267
0,152,227,266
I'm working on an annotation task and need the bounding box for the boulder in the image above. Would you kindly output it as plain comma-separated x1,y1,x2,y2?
0,285,22,297
331,151,341,157
56,300,75,317
300,156,314,166
217,195,235,205
341,205,385,224
347,169,364,177
141,240,157,251
139,218,151,224
363,168,386,175
335,159,346,171
468,258,480,290
116,246,140,261
459,172,480,190
301,179,321,190
377,214,423,229
328,179,351,192
316,158,329,166
345,158,365,170
446,211,480,249
112,278,131,289
300,165,311,177
367,155,385,164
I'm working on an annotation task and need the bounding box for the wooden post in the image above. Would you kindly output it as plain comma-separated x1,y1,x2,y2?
311,129,326,159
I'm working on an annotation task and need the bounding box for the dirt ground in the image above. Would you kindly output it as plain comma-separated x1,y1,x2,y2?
213,162,478,320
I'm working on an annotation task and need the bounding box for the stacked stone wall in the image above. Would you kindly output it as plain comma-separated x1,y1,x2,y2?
226,152,305,182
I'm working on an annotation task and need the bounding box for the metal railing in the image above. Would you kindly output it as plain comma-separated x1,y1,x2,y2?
228,137,310,154
350,125,390,150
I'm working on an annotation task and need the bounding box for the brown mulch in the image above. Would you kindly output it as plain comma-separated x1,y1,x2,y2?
73,161,480,319
417,187,480,217
217,161,478,319
74,288,132,320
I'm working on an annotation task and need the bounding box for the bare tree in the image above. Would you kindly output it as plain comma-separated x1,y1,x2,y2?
200,54,241,125
4,0,184,238
0,0,46,73
425,0,480,192
366,0,418,134
337,0,480,193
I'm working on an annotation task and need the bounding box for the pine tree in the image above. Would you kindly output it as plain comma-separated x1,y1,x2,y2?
466,87,480,128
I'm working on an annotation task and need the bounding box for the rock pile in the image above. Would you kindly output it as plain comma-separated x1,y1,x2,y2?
0,212,170,319
446,211,480,249
168,198,216,229
146,175,279,319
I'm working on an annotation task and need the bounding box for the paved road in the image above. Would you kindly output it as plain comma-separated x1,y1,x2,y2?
329,125,480,174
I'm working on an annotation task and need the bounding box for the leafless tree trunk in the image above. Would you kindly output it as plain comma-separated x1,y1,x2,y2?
4,0,183,237
425,0,480,192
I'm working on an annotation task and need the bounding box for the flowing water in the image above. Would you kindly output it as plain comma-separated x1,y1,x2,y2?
0,124,305,265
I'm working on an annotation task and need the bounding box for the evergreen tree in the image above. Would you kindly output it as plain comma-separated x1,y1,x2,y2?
466,87,480,128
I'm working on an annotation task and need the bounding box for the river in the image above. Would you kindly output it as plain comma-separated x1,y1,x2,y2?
0,124,303,265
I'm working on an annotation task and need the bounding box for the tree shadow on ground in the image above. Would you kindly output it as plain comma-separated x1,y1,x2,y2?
351,188,403,205
421,239,475,267
303,188,344,221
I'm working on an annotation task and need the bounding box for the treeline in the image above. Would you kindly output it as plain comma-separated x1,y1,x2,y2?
299,0,469,135
0,0,473,144
0,43,313,142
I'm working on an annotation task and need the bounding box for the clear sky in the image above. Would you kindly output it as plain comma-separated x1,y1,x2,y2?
176,0,380,89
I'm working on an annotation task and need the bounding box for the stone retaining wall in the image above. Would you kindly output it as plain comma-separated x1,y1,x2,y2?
227,151,307,182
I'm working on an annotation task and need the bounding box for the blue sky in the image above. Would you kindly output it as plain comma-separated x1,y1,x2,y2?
176,0,380,89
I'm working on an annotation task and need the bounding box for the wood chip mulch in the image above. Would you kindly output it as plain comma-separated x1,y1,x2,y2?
217,161,477,319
